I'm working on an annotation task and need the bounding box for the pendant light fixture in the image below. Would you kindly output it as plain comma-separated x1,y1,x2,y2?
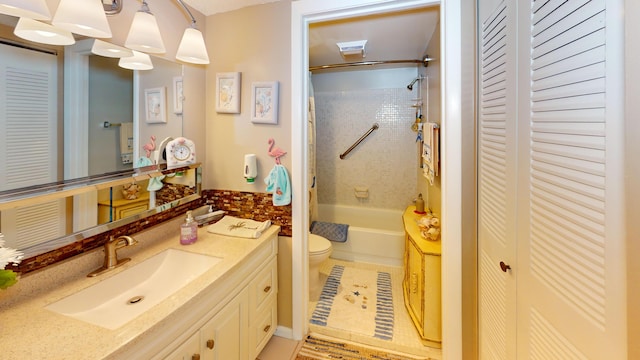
14,17,75,46
175,0,209,64
92,39,133,58
125,1,165,54
119,50,154,70
52,0,112,38
0,0,50,20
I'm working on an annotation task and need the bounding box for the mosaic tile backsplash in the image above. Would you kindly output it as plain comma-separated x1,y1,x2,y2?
314,88,419,211
12,190,291,275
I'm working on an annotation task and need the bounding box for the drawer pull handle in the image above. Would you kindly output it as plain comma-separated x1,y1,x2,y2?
263,324,271,333
263,285,271,293
206,339,214,349
192,354,201,360
410,273,418,294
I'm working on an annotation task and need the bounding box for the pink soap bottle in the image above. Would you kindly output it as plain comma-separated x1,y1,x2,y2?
180,210,198,245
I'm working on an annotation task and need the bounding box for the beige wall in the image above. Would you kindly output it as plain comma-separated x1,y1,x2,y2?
417,22,442,216
204,1,292,192
205,1,293,329
625,1,640,357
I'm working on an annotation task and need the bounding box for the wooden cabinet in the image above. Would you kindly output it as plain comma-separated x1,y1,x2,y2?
98,193,149,223
402,206,441,348
160,244,277,360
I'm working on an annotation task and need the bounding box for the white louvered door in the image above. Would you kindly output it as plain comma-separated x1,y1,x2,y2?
477,0,518,359
478,0,626,358
0,44,66,250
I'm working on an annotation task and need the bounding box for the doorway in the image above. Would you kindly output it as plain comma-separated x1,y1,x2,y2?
290,0,475,358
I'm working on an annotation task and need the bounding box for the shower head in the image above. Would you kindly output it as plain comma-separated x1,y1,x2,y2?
407,77,420,91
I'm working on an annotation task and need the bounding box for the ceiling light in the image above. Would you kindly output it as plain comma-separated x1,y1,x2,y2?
119,50,154,71
92,39,133,58
174,0,209,65
52,0,112,38
13,17,75,46
125,1,165,54
176,27,209,64
0,0,50,20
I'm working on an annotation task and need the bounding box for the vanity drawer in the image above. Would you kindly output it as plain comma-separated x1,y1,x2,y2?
249,257,277,316
248,297,277,359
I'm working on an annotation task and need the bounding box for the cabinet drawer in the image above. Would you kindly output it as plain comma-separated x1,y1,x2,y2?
248,298,277,359
249,257,277,316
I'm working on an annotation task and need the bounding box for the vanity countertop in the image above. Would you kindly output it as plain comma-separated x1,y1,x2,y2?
0,217,280,360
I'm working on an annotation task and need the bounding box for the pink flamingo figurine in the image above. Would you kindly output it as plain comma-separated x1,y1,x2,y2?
143,135,156,158
267,138,287,165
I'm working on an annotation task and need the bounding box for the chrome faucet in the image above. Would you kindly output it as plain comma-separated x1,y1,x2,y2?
87,235,138,277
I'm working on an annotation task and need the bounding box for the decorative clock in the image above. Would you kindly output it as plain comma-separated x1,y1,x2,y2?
167,137,196,168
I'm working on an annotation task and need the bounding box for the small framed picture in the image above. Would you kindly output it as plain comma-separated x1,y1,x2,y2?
144,87,166,123
173,76,183,114
251,81,279,124
216,72,241,114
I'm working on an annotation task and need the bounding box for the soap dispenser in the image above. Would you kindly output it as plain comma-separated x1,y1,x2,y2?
415,193,426,214
180,210,198,245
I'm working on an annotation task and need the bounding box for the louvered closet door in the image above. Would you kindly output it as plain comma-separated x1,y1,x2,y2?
477,0,518,359
478,0,627,358
515,0,626,358
0,44,66,250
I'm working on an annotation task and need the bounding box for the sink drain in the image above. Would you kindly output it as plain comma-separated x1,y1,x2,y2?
127,295,145,305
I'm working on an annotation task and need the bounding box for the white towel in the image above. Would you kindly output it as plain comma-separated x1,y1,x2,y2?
422,122,439,185
207,215,271,239
119,122,134,155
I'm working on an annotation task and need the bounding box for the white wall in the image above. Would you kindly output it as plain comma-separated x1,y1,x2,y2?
312,67,421,210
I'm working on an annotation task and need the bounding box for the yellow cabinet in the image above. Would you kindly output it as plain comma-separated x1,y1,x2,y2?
98,193,149,223
402,206,442,348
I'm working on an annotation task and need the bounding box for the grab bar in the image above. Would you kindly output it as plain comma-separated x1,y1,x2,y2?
339,123,379,159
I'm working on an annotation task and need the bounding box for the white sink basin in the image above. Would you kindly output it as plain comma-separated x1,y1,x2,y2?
46,249,222,330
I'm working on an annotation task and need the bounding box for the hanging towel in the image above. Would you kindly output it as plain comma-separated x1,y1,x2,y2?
119,122,134,164
207,215,271,239
264,164,291,206
310,221,349,243
422,122,439,185
136,157,165,191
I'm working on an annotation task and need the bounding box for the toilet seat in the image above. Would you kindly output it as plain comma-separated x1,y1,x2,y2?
309,234,332,255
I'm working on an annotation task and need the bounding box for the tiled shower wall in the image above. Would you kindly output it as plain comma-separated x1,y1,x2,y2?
314,87,419,211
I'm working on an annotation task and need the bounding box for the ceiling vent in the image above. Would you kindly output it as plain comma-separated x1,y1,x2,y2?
337,40,367,60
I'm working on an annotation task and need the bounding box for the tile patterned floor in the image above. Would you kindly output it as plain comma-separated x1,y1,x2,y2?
308,259,442,359
258,259,442,360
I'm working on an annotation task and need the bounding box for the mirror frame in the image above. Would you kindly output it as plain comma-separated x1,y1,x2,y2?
1,163,202,259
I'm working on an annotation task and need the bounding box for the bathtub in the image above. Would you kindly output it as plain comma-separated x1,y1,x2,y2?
316,204,405,267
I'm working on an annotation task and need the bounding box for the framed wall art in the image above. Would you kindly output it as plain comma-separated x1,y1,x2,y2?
173,76,183,114
144,87,167,123
216,72,241,114
251,81,279,124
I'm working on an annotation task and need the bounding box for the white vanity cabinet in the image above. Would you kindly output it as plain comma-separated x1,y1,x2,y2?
159,237,278,360
165,288,248,360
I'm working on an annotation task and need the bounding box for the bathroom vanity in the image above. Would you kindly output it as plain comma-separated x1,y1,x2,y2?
0,217,279,360
402,206,442,348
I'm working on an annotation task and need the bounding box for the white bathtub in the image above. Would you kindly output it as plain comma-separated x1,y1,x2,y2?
316,204,405,267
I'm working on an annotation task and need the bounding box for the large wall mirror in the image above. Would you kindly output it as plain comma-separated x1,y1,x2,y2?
0,17,197,259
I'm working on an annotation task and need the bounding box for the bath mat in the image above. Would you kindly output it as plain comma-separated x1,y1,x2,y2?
310,265,394,340
310,221,349,242
296,334,429,360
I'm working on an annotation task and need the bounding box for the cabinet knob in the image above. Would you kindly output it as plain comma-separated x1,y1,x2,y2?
192,354,200,360
263,285,271,293
263,324,271,333
206,339,214,349
500,261,511,273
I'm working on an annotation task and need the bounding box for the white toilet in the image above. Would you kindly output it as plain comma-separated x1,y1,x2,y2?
308,234,333,293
